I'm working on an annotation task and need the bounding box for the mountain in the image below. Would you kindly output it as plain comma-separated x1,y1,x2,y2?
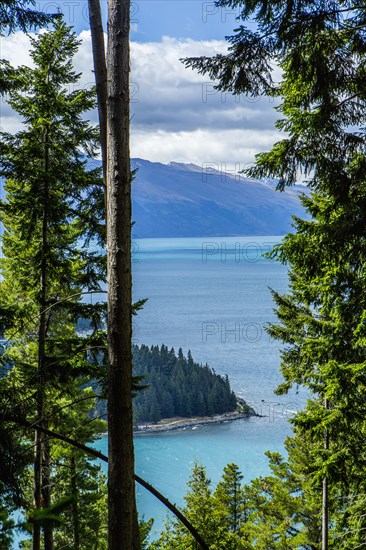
130,158,309,237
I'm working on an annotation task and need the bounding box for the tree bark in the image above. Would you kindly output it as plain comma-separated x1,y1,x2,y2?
106,1,140,549
70,455,80,550
88,0,140,545
33,417,42,550
33,125,50,550
87,0,107,186
42,433,53,550
33,216,47,550
322,397,329,550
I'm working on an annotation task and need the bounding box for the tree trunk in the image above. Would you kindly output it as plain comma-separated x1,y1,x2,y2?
88,0,140,544
33,418,42,550
33,125,50,550
71,455,80,550
33,122,53,550
322,475,328,550
33,221,47,550
87,0,107,186
42,433,53,550
106,1,140,549
322,397,329,550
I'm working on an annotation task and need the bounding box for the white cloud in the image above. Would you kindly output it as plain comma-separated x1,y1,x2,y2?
131,128,281,167
0,30,281,165
0,32,33,68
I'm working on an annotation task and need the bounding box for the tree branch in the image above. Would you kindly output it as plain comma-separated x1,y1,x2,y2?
4,416,210,550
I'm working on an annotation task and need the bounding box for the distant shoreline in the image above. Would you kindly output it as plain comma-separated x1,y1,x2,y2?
97,399,261,438
133,409,261,435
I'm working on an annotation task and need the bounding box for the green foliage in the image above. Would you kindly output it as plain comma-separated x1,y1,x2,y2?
265,186,366,545
95,344,241,424
0,507,15,549
213,463,246,535
182,1,366,546
0,19,108,546
182,1,366,191
152,445,322,549
99,344,241,424
0,0,56,35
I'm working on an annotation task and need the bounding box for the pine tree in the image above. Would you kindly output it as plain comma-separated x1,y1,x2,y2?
150,464,217,550
214,463,245,534
0,19,106,548
265,187,366,546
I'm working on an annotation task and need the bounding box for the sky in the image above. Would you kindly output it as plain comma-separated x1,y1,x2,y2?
0,1,282,168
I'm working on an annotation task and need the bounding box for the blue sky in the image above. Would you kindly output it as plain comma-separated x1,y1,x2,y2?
0,1,280,168
60,0,243,41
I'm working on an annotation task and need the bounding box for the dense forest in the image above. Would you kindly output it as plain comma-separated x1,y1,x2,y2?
95,344,248,424
133,345,237,423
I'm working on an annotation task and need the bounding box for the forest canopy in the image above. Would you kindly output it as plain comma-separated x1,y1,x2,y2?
96,345,252,425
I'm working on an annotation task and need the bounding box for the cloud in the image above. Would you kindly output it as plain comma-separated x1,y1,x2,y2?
0,31,34,68
130,127,281,167
130,36,279,133
0,31,281,165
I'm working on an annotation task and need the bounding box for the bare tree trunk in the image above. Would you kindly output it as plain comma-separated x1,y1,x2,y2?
33,126,50,550
106,1,140,549
87,0,107,186
88,0,140,545
33,414,42,550
322,397,329,550
70,455,80,550
43,433,53,550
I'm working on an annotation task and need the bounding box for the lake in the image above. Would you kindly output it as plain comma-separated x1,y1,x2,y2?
94,236,308,538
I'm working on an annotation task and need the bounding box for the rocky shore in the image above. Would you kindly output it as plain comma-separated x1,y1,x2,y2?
134,408,259,434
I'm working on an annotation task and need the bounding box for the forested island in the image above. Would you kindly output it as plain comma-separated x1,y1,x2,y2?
95,345,254,426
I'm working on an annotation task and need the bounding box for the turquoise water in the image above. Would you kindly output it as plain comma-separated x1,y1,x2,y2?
94,236,308,538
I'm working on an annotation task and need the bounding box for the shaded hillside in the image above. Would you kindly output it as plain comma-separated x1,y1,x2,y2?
130,158,309,237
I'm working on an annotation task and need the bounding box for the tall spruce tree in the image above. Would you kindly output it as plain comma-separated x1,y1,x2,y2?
0,20,106,549
213,463,245,535
0,4,57,541
266,187,366,547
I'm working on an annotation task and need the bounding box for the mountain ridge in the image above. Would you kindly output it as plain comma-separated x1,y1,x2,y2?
129,158,309,238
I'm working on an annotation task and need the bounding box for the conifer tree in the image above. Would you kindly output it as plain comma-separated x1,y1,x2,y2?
0,0,54,35
150,464,217,550
214,463,245,535
265,187,366,547
182,3,366,547
0,19,106,549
